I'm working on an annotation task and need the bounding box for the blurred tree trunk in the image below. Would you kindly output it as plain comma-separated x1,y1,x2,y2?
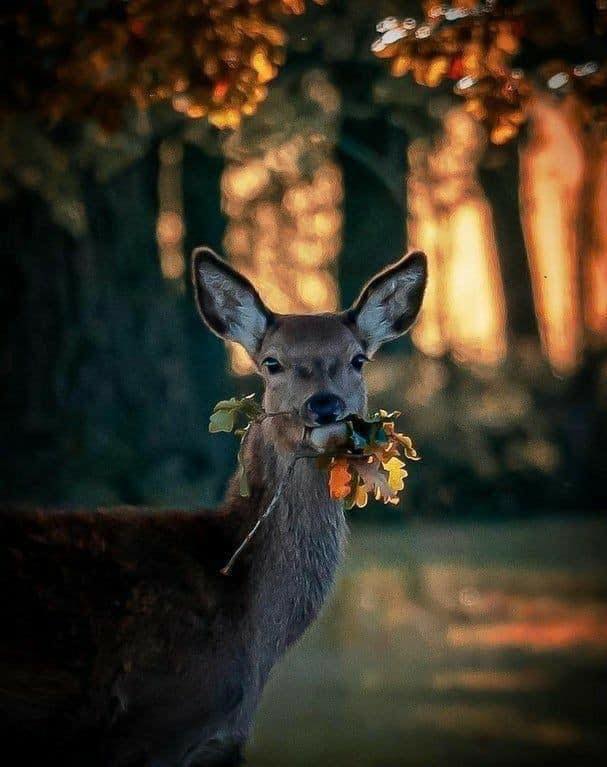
1,149,232,507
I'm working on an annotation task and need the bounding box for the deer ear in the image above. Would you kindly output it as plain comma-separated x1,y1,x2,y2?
192,247,272,355
348,251,427,355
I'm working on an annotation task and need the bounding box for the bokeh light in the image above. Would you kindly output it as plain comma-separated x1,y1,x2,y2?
156,139,185,282
408,108,507,368
220,72,342,374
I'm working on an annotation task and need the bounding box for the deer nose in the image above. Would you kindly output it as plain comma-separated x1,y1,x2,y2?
305,393,345,425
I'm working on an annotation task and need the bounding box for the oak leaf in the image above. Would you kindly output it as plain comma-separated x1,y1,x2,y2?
382,456,408,493
353,456,393,502
345,480,369,509
328,458,353,500
209,408,235,433
210,392,421,506
209,394,263,434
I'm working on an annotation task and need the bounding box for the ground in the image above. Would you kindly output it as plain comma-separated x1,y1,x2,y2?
248,517,607,767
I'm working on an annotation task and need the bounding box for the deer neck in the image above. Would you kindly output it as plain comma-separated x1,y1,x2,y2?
225,418,347,654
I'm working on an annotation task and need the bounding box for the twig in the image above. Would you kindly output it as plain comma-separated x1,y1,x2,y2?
220,455,299,576
218,410,404,575
213,400,417,574
218,444,347,577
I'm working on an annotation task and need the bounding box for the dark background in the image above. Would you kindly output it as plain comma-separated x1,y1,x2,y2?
1,1,605,517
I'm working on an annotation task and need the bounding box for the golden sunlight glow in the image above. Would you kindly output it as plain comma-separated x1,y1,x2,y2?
446,199,507,366
157,139,185,282
222,146,342,374
407,164,445,357
408,109,507,367
584,137,607,341
519,96,584,375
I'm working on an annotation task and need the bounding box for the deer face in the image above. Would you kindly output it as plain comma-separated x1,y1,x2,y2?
193,247,427,452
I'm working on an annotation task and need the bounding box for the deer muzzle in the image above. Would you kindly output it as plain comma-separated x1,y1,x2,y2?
303,392,346,425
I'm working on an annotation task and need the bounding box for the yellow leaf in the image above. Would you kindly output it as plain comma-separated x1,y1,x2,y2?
353,482,369,508
404,445,420,460
395,432,412,448
328,458,352,500
394,431,420,460
382,456,408,493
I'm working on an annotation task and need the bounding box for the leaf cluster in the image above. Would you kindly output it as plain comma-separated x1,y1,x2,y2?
209,394,265,497
209,396,420,507
208,394,264,435
318,411,420,509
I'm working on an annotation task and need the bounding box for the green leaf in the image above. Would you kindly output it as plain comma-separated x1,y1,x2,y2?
209,394,263,434
346,421,368,452
237,433,250,497
238,469,250,497
373,425,389,445
240,396,264,420
209,409,235,433
213,397,240,411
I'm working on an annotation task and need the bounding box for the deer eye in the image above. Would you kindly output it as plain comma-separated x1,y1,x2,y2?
351,353,369,372
261,357,283,374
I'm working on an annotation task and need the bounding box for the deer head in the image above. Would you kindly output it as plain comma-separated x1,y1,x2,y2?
192,247,427,453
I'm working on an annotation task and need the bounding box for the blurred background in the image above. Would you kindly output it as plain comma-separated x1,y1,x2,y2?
1,1,606,764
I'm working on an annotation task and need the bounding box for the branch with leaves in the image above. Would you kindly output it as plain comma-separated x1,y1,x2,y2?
209,394,420,574
318,412,420,509
210,394,420,506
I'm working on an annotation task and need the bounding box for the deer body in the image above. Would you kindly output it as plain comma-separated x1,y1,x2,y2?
0,247,426,766
0,429,344,766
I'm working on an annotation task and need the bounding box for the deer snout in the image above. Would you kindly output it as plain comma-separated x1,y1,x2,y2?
304,392,346,425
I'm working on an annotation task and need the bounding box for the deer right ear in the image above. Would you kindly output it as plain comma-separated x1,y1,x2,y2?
192,247,272,355
347,251,427,356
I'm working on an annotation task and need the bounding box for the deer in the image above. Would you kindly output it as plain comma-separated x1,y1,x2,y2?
0,246,426,767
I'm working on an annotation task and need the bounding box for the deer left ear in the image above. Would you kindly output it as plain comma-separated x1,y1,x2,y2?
347,251,427,355
192,246,272,355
